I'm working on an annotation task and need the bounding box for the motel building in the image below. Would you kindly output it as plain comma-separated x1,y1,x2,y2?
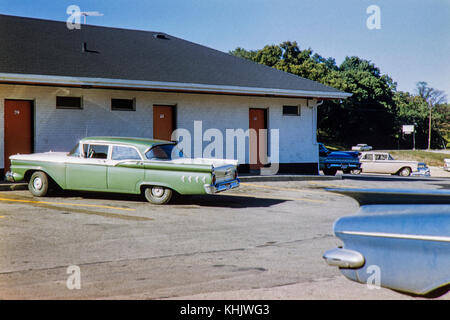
0,14,350,177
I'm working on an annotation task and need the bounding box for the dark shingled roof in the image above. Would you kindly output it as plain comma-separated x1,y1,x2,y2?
0,14,349,98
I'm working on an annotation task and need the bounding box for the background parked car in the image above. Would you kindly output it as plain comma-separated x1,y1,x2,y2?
351,144,372,151
445,159,450,172
358,151,430,176
318,143,361,175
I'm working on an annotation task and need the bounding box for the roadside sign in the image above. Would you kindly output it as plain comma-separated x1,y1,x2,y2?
402,125,414,134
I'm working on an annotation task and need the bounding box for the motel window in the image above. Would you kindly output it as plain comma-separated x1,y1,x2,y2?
111,98,136,111
56,96,83,109
282,105,300,116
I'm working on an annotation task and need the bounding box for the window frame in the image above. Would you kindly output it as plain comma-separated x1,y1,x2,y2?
282,105,300,116
111,98,136,111
56,96,83,110
82,143,110,160
145,144,181,161
81,142,144,161
110,145,144,161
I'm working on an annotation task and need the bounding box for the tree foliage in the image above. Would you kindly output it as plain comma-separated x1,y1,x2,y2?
230,42,449,149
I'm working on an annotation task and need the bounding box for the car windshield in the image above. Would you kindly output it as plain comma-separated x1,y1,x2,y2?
145,144,183,160
68,143,81,157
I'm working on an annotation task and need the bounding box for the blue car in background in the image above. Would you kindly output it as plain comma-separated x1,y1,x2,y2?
323,188,450,297
318,143,361,175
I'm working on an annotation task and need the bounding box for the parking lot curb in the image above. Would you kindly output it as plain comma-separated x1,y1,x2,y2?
0,182,28,191
239,175,343,182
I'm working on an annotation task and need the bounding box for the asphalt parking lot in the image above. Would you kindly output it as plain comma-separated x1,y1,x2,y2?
0,174,449,300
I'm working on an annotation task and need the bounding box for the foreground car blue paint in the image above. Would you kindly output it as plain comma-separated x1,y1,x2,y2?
323,188,450,297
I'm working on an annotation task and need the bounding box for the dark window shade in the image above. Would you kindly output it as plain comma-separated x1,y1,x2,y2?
282,105,300,116
56,96,82,109
111,98,135,111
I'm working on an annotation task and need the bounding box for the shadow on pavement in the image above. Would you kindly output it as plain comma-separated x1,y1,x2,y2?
46,190,287,208
342,174,447,182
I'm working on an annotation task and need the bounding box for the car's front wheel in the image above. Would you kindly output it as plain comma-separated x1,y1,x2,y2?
28,171,49,197
398,167,412,177
144,186,173,204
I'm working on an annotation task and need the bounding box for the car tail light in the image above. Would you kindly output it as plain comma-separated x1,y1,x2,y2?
211,173,216,185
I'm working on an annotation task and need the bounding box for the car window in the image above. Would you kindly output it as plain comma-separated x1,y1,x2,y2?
111,146,141,161
146,144,183,160
68,143,81,157
375,154,387,161
85,144,109,159
363,154,373,160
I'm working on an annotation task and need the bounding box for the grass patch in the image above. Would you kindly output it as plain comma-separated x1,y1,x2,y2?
386,150,449,167
322,143,347,151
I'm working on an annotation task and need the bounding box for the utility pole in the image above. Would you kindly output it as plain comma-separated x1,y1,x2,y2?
427,102,432,150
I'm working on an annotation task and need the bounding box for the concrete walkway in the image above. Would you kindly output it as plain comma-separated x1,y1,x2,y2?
0,182,27,192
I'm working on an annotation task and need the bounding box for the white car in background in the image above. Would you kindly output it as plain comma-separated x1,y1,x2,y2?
351,144,372,151
445,158,450,171
358,151,430,176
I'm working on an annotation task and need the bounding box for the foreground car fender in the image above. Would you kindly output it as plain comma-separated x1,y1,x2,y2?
324,188,450,297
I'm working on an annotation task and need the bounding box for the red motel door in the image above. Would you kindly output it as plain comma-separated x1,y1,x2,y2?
249,108,267,170
4,100,33,173
153,105,174,141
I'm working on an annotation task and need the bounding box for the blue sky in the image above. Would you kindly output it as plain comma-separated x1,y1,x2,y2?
1,0,449,96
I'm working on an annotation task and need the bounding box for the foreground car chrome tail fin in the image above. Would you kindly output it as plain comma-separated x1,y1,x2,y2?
323,248,365,269
324,188,450,296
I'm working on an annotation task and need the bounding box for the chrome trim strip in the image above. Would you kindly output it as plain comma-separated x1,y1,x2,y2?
339,231,450,243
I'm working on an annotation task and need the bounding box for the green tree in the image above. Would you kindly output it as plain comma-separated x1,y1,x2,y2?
415,82,448,149
230,43,448,149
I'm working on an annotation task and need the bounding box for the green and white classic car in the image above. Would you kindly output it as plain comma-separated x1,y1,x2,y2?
6,137,240,204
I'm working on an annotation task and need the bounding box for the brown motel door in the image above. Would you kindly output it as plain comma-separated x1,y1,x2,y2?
153,105,174,141
4,100,33,173
249,108,267,170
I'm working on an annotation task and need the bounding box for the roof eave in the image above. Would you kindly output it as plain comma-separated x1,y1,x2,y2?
0,72,352,99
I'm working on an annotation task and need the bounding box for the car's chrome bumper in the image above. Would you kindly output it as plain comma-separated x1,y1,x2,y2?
324,163,361,170
411,168,431,176
5,171,15,182
323,248,365,269
204,179,240,194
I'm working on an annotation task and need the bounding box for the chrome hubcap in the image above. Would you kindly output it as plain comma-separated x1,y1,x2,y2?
33,177,43,190
151,186,164,197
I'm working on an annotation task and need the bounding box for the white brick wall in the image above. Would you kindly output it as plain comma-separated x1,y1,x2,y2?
0,84,319,168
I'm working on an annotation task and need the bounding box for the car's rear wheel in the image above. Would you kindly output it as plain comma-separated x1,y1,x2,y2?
323,168,338,176
28,171,49,197
144,186,173,204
